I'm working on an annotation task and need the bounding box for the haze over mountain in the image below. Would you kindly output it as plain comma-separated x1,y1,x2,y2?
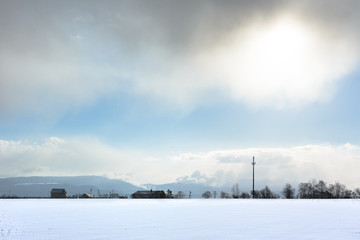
0,176,143,198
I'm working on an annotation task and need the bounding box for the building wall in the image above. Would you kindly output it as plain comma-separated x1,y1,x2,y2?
51,192,66,198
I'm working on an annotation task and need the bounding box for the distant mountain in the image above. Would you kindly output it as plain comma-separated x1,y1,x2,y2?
0,176,144,197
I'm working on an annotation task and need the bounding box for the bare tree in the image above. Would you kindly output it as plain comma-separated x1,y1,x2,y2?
240,192,251,198
231,184,240,198
202,191,212,198
310,179,317,198
298,182,312,199
175,191,186,199
282,183,295,199
329,182,347,198
352,188,360,198
166,189,174,198
220,191,231,198
259,186,276,199
252,190,261,199
314,180,330,198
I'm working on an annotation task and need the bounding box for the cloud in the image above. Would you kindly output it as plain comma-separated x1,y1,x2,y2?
1,137,360,189
1,0,360,121
169,144,360,190
0,137,137,181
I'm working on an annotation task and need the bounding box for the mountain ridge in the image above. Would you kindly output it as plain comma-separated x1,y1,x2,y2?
0,176,143,197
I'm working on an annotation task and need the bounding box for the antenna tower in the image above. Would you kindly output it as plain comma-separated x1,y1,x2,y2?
252,156,256,198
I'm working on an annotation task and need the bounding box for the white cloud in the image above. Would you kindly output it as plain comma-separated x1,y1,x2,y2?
1,138,360,189
1,1,360,120
169,145,360,190
0,137,135,180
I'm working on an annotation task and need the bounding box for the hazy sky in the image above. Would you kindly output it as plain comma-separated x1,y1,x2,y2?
1,0,360,189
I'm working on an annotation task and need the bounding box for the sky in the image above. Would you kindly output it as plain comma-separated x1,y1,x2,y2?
1,0,360,190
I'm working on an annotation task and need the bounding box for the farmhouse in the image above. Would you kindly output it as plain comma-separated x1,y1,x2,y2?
80,193,94,198
50,188,67,198
131,190,166,199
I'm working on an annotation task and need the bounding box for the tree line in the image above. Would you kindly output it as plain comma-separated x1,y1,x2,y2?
201,180,360,199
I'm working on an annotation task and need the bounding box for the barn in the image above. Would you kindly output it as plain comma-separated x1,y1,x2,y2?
50,188,67,198
131,190,166,199
80,193,94,198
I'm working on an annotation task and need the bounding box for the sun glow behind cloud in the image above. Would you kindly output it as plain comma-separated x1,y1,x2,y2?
198,15,359,109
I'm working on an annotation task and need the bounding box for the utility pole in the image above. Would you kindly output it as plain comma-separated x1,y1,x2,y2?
252,156,256,198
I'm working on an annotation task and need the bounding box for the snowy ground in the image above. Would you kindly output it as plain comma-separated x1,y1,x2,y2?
1,199,360,240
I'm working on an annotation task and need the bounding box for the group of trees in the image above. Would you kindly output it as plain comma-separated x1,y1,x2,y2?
215,184,278,199
227,184,251,198
201,180,360,199
253,186,279,199
166,189,191,199
297,180,360,199
201,191,219,198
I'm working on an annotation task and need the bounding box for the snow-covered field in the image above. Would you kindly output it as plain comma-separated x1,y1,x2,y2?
1,199,359,240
